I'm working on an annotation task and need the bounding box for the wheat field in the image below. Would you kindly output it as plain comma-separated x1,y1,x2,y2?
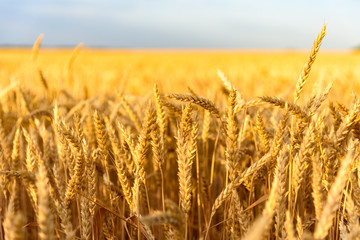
1,26,360,240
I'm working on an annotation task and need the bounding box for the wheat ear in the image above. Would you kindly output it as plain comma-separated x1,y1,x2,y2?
314,146,355,239
294,25,326,103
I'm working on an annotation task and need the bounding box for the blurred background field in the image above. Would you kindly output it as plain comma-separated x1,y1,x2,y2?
1,48,360,104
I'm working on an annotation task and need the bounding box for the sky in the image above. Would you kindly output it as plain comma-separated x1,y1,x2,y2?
0,0,359,49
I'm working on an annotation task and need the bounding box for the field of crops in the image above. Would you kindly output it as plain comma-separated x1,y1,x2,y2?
1,27,360,240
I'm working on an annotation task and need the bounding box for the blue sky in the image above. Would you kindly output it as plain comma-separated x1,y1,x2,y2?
0,0,359,49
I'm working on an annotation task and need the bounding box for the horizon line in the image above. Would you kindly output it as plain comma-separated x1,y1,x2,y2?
0,45,357,53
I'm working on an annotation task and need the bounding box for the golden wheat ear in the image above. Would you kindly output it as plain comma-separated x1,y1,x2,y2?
31,34,44,62
3,182,26,240
294,25,326,104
